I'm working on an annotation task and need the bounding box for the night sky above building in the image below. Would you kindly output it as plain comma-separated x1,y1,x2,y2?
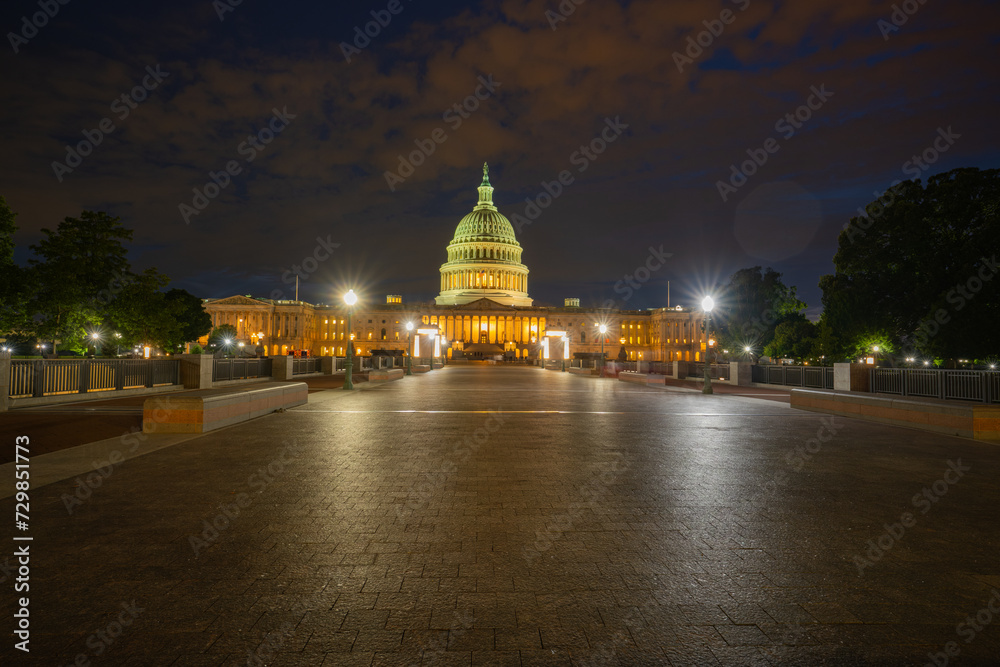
3,0,999,315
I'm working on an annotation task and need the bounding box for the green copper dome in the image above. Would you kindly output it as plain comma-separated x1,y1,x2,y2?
449,163,521,246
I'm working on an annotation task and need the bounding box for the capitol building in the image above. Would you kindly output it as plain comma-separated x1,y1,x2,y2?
201,165,708,363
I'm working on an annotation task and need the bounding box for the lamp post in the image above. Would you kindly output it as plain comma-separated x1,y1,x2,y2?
343,289,357,390
561,336,567,372
405,322,413,375
599,324,607,375
702,295,714,394
90,332,101,357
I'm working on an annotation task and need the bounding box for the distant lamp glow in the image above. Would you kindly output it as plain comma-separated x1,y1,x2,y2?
344,289,358,306
923,360,930,366
701,295,715,312
872,345,880,352
744,346,751,353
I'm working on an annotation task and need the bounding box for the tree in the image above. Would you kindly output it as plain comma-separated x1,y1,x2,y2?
163,289,212,352
0,196,30,338
764,316,818,362
103,269,175,350
207,324,239,353
714,266,806,355
821,168,1000,361
28,211,133,352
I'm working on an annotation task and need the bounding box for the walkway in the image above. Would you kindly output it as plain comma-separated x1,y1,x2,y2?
1,366,998,665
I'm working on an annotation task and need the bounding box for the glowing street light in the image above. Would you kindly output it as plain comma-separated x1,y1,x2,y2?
343,289,358,390
701,295,715,395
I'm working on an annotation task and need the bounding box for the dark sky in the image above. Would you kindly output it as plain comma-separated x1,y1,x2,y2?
3,0,999,317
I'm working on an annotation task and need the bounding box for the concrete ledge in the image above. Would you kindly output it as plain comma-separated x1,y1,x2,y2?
412,365,431,373
790,389,1000,441
568,367,598,376
10,384,187,409
619,372,648,384
645,374,668,386
142,383,308,434
369,368,405,383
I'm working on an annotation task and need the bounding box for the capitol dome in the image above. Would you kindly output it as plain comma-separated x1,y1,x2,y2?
435,164,532,307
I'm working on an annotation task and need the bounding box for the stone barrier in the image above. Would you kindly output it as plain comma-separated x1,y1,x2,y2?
143,383,307,434
369,368,405,383
791,388,1000,442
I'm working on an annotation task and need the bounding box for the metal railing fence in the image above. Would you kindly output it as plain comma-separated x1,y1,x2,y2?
871,368,998,404
212,358,273,382
9,359,180,398
292,358,320,375
751,365,834,389
687,363,731,381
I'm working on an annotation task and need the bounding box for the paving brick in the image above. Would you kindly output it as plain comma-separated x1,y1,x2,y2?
3,367,1000,666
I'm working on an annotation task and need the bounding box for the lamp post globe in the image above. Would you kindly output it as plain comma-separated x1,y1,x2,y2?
701,296,715,395
343,290,357,390
405,321,413,375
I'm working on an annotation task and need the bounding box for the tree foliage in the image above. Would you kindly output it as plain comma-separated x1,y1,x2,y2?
0,196,30,337
714,266,807,355
207,324,239,351
2,201,210,355
163,289,212,352
764,316,818,362
103,268,174,349
27,211,133,352
821,168,1000,360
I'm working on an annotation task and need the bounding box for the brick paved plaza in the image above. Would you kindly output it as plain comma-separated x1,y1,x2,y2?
3,366,1000,665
